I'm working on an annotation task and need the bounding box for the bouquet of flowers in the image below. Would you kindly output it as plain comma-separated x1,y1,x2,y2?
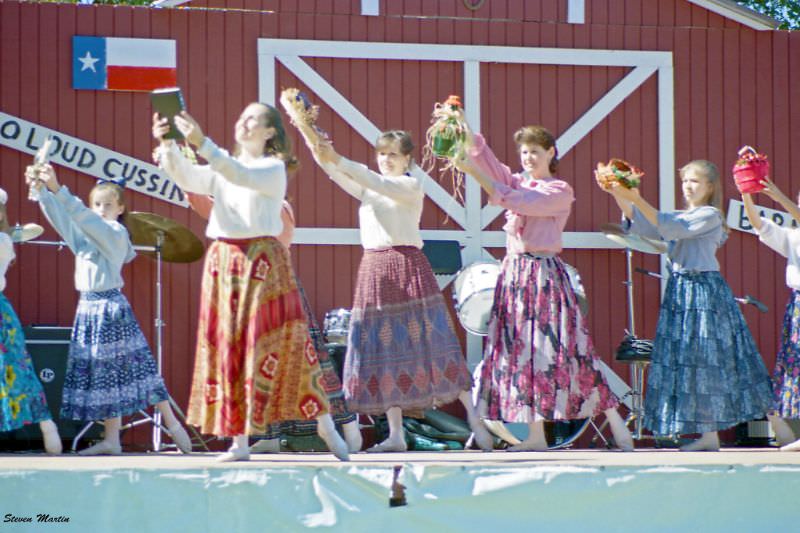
279,88,329,145
732,145,769,194
423,95,467,161
595,158,644,189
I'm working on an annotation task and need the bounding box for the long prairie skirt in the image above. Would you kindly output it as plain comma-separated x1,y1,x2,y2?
643,271,772,435
259,280,356,438
0,294,51,431
61,289,169,421
479,254,619,423
187,237,330,437
771,290,800,418
343,246,471,416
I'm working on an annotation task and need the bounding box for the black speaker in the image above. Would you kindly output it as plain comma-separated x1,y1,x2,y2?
8,326,100,442
422,240,463,275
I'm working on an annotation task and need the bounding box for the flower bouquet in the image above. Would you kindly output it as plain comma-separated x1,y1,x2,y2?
423,95,467,160
422,96,470,207
732,145,769,194
596,158,644,189
279,88,329,145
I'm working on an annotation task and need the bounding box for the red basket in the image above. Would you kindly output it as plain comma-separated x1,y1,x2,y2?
732,146,769,194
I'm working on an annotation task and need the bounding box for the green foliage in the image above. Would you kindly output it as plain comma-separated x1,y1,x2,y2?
736,0,800,29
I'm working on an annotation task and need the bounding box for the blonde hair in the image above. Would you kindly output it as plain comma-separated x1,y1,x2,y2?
680,159,727,232
90,181,127,224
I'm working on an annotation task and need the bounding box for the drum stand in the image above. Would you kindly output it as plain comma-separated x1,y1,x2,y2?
615,247,650,440
26,236,207,452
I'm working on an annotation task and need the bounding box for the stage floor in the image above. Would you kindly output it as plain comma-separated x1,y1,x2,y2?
2,446,800,470
2,449,800,532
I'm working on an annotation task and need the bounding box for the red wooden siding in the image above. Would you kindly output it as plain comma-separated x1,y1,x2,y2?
1,0,798,446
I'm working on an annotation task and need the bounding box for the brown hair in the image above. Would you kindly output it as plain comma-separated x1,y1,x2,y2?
680,159,727,232
90,181,127,224
234,103,299,173
376,130,415,169
513,125,558,174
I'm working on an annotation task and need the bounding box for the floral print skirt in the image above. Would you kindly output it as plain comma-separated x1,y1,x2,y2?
0,294,51,431
770,289,800,419
479,254,618,423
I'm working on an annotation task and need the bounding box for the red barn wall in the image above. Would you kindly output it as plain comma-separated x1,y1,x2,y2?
1,0,798,445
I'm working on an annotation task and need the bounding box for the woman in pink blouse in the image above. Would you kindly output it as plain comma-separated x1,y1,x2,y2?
456,124,633,451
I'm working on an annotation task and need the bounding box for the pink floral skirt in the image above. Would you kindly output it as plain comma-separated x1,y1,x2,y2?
479,254,618,423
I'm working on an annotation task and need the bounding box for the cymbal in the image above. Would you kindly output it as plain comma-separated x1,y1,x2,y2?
126,211,205,263
11,223,44,243
600,222,667,255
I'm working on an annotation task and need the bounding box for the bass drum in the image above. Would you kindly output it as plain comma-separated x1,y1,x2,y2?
471,360,590,449
452,261,501,336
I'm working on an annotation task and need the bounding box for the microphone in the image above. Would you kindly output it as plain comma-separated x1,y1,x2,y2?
736,295,769,313
634,267,663,280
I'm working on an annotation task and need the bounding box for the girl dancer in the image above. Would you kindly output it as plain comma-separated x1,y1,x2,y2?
455,124,633,451
0,187,61,454
303,130,493,452
742,178,800,451
153,103,349,461
599,160,772,451
26,168,192,455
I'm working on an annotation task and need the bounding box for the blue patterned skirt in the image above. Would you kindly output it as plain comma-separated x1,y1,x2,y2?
343,247,472,416
770,289,800,418
0,294,51,431
60,289,169,421
643,271,772,435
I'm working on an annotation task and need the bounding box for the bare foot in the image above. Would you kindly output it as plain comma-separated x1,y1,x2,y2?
366,437,407,453
78,440,122,456
507,439,548,452
680,433,720,452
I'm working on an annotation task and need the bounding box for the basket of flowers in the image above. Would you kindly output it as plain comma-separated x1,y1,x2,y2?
595,158,644,189
732,145,769,194
279,88,328,144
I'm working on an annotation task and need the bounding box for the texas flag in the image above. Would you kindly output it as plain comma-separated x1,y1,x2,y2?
72,36,177,91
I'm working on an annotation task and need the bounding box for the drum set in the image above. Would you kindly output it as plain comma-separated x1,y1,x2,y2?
14,211,207,452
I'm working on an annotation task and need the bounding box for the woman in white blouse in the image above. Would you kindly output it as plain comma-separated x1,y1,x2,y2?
306,131,492,452
153,103,349,462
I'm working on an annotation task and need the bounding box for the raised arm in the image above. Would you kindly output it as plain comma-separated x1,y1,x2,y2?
759,177,800,226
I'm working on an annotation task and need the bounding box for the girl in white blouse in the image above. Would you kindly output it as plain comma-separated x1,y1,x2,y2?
306,131,492,452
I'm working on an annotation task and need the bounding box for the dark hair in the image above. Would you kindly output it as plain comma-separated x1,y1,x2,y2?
90,181,127,224
513,125,558,174
234,103,299,173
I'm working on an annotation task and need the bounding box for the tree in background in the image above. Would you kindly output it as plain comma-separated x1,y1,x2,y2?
737,0,800,29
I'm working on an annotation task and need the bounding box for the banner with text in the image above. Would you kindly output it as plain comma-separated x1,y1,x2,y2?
0,112,187,207
727,198,798,234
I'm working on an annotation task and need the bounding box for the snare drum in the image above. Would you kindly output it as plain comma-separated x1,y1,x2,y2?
322,308,351,345
452,261,501,336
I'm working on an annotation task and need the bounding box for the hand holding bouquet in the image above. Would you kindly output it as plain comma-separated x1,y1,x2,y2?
595,158,644,190
279,88,329,146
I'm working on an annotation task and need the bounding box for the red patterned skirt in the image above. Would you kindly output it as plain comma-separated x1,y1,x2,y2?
187,237,330,437
343,246,471,416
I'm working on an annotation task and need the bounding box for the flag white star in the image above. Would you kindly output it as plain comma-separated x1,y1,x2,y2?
78,51,99,73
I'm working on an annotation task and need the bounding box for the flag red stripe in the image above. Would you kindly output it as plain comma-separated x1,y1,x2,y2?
107,66,177,92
